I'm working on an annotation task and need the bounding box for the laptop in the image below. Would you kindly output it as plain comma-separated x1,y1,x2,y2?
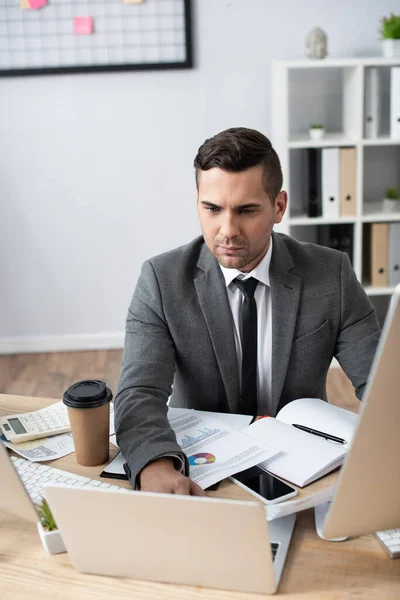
0,439,295,592
323,283,400,539
44,484,295,594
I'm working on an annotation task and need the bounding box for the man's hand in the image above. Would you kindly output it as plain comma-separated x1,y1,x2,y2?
139,457,206,496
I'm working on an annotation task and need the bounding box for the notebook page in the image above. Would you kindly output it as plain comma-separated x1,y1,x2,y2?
244,417,347,487
276,398,359,446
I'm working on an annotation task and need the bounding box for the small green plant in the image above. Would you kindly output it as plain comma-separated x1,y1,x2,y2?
36,498,58,531
379,14,400,39
309,124,323,129
385,187,399,200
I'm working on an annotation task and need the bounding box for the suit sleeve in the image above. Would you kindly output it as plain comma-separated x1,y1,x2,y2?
114,260,189,487
334,252,381,400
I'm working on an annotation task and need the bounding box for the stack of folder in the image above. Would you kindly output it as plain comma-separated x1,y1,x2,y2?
306,147,356,218
365,223,400,287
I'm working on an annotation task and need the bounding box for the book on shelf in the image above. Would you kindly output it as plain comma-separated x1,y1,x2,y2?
391,67,400,140
388,222,400,287
339,147,356,217
364,67,380,139
322,148,340,218
306,148,322,217
244,398,358,488
371,223,389,287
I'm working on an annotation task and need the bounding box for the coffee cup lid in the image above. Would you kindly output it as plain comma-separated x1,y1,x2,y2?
63,380,113,409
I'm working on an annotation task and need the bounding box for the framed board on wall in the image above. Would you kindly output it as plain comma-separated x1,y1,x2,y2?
0,0,192,76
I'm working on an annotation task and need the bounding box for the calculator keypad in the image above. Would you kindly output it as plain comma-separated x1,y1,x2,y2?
1,402,71,442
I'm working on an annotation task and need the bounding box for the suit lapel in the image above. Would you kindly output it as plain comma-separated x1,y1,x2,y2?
270,233,302,415
194,244,239,413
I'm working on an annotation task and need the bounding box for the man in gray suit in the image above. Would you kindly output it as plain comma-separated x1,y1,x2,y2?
114,128,380,495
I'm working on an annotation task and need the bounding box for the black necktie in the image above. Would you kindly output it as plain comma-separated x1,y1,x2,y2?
234,277,258,416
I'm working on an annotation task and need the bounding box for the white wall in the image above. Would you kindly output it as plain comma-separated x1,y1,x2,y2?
0,0,397,353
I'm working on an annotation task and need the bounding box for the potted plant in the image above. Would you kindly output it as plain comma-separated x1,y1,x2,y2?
379,13,400,57
383,186,400,212
36,498,66,554
308,124,325,140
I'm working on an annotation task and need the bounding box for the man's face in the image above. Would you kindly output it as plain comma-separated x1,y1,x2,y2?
197,166,287,272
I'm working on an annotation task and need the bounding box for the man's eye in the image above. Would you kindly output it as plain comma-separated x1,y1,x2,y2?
206,206,220,213
240,208,255,215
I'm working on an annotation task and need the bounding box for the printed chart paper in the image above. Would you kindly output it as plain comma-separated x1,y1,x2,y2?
169,412,280,490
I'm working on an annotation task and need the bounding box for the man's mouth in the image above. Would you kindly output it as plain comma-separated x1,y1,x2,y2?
219,246,244,253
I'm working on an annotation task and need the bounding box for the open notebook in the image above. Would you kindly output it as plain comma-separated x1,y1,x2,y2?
244,398,358,487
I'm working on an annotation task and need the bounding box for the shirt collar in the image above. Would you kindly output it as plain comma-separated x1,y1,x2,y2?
219,237,273,288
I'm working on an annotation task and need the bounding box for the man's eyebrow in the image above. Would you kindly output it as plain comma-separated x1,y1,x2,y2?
236,203,261,209
200,201,261,209
200,200,220,207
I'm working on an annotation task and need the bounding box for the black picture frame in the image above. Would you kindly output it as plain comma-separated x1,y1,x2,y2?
0,0,193,77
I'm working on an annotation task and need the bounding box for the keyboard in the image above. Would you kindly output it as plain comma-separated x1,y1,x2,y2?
375,529,400,559
11,455,129,505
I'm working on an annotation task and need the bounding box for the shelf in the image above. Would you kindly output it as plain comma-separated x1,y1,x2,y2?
363,286,396,296
288,134,400,148
288,133,357,148
289,215,357,226
289,209,400,224
277,57,400,69
362,202,400,222
362,137,400,146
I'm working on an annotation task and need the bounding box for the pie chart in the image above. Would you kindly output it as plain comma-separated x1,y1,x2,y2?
188,452,216,466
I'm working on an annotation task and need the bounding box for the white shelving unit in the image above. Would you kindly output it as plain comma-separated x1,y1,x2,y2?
271,57,400,325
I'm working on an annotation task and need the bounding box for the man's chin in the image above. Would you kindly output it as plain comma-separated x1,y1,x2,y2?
216,255,247,270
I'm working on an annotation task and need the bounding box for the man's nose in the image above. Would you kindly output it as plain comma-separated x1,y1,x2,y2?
220,214,240,239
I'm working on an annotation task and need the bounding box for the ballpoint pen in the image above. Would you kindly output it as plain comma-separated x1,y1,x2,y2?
292,423,346,444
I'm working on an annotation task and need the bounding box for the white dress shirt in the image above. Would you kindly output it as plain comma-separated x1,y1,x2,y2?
219,237,273,410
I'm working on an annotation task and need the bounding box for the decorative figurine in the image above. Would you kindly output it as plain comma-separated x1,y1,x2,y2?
305,27,328,59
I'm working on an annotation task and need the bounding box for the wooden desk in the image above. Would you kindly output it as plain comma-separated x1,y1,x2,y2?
1,394,399,599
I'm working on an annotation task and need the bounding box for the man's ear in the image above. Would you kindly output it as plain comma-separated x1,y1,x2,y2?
274,191,287,224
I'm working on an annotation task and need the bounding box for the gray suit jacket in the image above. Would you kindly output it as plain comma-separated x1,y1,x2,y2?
114,232,380,485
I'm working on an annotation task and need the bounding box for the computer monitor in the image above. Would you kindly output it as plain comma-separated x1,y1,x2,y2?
323,283,400,539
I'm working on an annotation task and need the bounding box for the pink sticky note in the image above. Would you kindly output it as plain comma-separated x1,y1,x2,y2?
74,17,94,35
26,0,47,8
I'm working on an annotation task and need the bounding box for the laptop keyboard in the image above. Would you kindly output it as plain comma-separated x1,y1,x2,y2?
270,542,279,561
11,455,128,505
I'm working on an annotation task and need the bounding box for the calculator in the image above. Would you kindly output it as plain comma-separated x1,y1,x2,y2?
0,401,71,444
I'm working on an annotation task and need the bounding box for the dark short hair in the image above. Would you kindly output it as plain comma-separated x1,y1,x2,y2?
193,127,283,202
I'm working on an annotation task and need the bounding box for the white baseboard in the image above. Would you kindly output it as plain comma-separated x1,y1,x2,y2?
0,332,124,355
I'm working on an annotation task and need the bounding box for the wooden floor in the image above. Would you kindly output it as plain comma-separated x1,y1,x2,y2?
0,350,359,412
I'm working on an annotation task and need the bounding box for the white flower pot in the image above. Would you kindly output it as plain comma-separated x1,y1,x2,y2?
309,128,324,140
382,39,400,58
383,198,400,213
37,521,66,555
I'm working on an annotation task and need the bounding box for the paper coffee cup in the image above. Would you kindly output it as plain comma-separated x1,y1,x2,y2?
63,380,113,467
